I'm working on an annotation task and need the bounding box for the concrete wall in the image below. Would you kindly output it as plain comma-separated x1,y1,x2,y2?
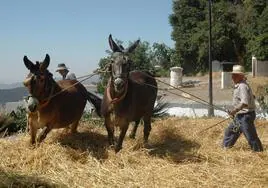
221,72,232,89
252,56,268,77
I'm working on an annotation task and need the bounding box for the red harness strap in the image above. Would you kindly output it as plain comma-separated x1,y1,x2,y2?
106,79,128,104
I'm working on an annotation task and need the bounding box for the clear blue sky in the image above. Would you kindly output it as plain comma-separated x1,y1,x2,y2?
0,0,174,84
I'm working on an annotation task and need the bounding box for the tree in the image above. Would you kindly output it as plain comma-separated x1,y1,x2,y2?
151,43,175,69
129,41,154,71
169,0,207,74
212,1,245,64
96,57,111,94
243,3,268,61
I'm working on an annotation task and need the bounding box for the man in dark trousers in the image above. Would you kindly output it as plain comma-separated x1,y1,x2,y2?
223,65,263,152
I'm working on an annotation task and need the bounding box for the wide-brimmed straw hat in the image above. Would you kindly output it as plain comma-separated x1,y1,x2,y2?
56,63,69,72
231,65,245,74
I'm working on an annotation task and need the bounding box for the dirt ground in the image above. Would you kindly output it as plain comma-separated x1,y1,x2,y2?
156,72,233,104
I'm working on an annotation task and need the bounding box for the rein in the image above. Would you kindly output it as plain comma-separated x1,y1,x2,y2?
38,81,56,108
133,76,227,113
31,69,105,109
43,63,112,102
132,72,235,133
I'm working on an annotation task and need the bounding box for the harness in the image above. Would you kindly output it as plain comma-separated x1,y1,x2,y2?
106,78,128,104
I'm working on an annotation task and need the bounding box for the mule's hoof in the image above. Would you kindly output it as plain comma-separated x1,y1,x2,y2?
143,142,151,149
28,141,38,148
129,134,135,139
70,130,78,134
114,145,122,153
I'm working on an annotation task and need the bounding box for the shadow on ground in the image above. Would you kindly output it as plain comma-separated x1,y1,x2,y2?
146,128,204,163
55,130,109,161
0,168,65,188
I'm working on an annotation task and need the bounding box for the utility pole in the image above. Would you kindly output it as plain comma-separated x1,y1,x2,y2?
208,0,214,117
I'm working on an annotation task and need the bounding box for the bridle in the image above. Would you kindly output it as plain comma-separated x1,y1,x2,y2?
26,71,56,108
107,54,130,104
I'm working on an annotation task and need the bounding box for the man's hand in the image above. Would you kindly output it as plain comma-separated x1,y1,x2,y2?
227,108,239,117
228,109,237,117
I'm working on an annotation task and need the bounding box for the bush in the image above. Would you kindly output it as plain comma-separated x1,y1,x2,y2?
0,106,27,137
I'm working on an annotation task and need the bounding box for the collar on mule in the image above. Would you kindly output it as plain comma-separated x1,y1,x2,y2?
106,79,128,104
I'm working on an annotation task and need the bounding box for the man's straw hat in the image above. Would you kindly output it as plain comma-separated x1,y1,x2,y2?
231,65,245,74
56,63,69,72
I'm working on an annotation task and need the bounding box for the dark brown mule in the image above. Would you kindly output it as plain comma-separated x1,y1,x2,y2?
101,35,158,152
23,54,101,145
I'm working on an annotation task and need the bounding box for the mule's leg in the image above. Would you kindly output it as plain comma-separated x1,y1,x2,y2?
28,115,37,145
70,120,79,133
29,123,37,145
26,113,30,133
115,123,129,153
129,119,140,139
104,117,115,146
37,126,52,143
143,116,152,144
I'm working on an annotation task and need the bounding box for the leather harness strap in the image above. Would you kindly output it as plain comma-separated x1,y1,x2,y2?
106,79,128,104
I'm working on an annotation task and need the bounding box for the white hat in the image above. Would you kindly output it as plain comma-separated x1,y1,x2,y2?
231,65,245,74
56,63,69,72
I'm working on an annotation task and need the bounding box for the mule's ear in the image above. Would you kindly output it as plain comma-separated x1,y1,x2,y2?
23,56,34,71
126,39,140,53
108,34,121,52
40,54,50,71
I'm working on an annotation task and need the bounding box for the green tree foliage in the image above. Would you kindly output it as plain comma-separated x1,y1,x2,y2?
169,0,207,74
151,43,176,69
129,41,154,71
244,3,268,60
212,1,245,63
96,57,111,94
170,0,267,73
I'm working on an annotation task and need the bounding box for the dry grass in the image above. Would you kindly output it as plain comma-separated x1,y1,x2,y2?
248,76,268,96
0,117,267,188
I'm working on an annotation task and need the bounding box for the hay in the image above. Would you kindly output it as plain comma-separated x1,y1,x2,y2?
0,117,267,187
248,77,268,96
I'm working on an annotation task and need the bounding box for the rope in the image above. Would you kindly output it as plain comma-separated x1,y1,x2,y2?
37,64,112,104
134,80,215,108
134,72,228,113
46,72,98,100
132,72,236,133
198,117,232,134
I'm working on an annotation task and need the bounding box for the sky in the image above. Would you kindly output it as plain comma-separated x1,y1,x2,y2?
0,0,174,84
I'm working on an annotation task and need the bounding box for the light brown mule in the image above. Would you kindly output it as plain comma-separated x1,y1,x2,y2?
23,54,101,145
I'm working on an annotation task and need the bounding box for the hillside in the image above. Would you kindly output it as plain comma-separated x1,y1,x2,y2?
0,87,28,104
0,75,99,105
0,82,23,90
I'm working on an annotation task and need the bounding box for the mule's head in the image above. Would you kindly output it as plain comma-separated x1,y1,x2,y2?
108,34,140,94
23,54,54,112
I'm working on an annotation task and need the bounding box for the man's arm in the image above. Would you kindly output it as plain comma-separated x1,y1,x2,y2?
229,103,248,116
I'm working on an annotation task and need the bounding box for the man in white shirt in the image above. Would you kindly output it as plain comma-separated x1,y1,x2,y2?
56,63,76,80
223,65,263,152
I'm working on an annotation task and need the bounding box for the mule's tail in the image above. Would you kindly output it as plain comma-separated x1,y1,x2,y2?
85,91,102,117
